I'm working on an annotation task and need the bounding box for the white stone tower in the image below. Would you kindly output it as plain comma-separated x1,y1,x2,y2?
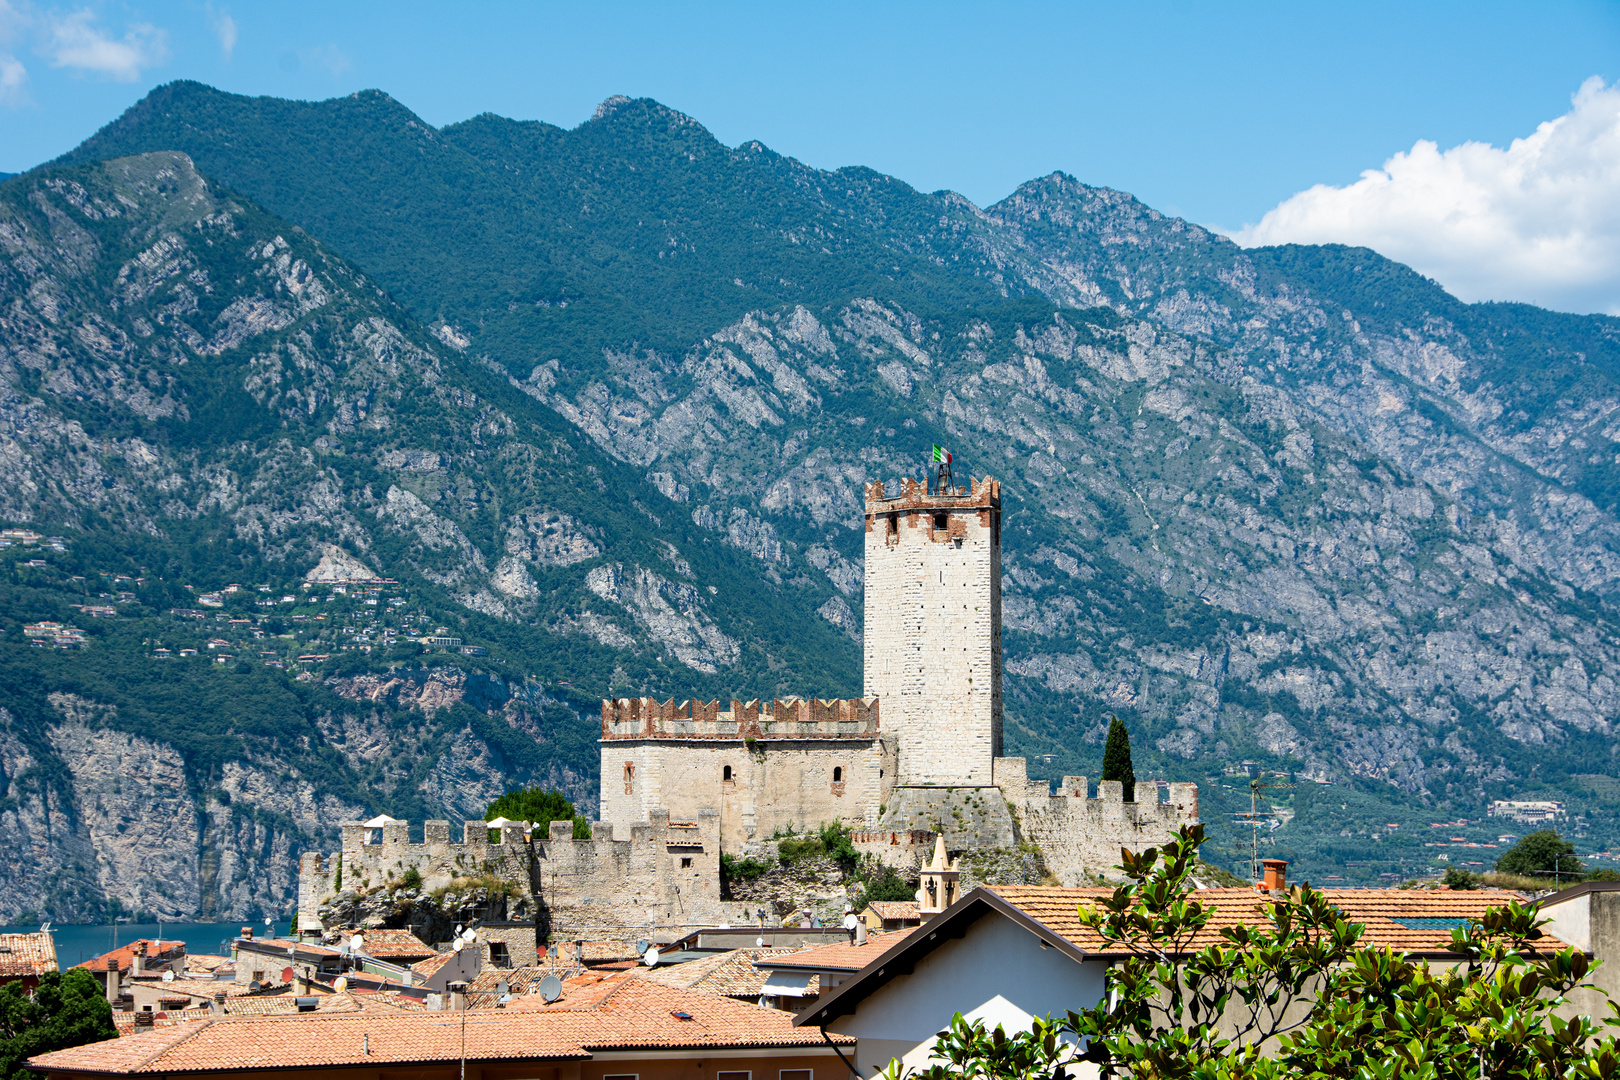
863,474,1002,786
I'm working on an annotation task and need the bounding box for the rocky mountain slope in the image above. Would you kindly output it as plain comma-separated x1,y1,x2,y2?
0,151,857,922
6,82,1620,896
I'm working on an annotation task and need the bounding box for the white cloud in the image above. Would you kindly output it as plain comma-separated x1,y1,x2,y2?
299,43,349,77
206,3,234,59
1228,77,1620,316
42,8,167,81
0,52,26,106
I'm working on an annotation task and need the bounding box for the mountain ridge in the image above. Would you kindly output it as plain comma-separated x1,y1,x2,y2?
6,82,1620,899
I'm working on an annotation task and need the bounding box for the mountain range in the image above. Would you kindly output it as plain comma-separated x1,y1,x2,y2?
2,81,1619,919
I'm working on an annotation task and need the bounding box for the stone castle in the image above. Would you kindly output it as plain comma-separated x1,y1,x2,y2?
298,474,1198,943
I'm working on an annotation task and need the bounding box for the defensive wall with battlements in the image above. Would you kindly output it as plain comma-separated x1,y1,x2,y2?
598,696,895,852
297,811,742,943
992,756,1200,886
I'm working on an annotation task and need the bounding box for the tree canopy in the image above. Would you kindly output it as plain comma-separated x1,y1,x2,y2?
0,968,117,1080
1496,829,1582,879
1100,715,1136,803
484,786,591,839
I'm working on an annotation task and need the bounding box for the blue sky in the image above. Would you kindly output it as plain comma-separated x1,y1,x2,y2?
2,1,1618,311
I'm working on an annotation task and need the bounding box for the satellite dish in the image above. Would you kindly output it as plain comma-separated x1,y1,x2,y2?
333,977,348,992
643,947,660,968
455,924,464,936
539,975,563,1002
495,980,509,996
462,929,477,943
756,937,765,948
350,934,365,953
162,970,175,983
281,967,295,983
635,938,649,955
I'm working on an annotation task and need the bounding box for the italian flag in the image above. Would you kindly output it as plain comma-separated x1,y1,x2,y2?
932,445,952,464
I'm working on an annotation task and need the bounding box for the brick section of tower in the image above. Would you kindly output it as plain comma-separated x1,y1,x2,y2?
864,474,1002,786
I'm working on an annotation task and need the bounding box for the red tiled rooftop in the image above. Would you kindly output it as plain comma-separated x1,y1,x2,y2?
986,886,1572,957
75,941,184,974
30,974,848,1075
757,929,918,971
355,930,435,960
0,932,58,978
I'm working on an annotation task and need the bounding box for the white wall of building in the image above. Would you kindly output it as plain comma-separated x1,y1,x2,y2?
826,910,1105,1075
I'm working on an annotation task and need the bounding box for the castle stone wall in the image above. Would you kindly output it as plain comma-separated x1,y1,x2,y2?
598,697,895,849
864,476,1001,786
992,756,1199,885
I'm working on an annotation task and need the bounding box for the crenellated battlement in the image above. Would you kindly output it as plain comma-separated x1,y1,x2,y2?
864,474,1001,512
600,696,879,741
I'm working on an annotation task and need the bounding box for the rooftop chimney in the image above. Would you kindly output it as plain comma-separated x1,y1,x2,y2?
448,980,468,1012
1261,859,1288,892
241,926,254,940
105,959,120,1004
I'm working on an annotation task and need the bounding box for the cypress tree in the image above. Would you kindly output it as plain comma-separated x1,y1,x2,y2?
1100,715,1136,802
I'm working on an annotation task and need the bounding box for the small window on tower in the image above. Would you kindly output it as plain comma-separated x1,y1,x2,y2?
623,761,635,795
723,764,733,781
833,766,843,782
886,513,898,535
933,513,947,532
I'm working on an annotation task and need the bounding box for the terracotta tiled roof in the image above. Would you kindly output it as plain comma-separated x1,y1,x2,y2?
864,901,920,921
758,929,918,971
986,886,1573,957
0,932,58,978
235,937,341,959
409,952,457,977
31,973,849,1074
639,948,816,999
357,930,435,960
180,955,231,973
75,941,186,974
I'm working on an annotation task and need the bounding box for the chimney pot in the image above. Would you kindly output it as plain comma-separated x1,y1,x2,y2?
241,926,254,940
1261,859,1288,891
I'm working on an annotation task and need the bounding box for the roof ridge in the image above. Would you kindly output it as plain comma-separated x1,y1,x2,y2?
131,1017,215,1070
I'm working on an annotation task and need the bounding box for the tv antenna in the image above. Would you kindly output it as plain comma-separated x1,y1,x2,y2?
1240,776,1296,883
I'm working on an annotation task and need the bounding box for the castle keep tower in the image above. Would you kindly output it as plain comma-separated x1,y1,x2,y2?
863,474,1002,786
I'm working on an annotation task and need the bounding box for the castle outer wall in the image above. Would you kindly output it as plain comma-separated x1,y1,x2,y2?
864,476,1002,786
598,697,896,851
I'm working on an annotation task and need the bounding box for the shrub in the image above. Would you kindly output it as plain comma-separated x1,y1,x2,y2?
855,863,915,909
1442,866,1480,889
1495,829,1581,879
399,865,423,890
720,853,772,883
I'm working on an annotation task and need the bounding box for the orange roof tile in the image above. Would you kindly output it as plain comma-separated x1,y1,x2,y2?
30,973,849,1075
639,949,817,999
986,886,1571,957
75,941,185,974
0,932,58,978
357,930,435,960
408,952,457,977
863,901,920,920
759,929,918,971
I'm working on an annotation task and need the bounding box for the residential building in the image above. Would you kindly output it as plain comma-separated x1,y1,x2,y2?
29,973,854,1080
0,931,58,990
794,880,1577,1076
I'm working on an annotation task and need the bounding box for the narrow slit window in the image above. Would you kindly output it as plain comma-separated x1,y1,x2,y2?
722,764,733,781
833,766,843,782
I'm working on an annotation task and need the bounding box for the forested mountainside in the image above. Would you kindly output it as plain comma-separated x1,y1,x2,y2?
0,151,855,922
3,81,1618,908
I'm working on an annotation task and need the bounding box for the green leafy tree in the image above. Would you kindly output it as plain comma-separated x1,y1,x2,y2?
1497,829,1582,879
1100,715,1136,802
484,786,590,839
0,968,117,1080
857,863,917,909
886,824,1620,1080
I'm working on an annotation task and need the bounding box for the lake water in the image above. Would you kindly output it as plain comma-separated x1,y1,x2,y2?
1,919,293,968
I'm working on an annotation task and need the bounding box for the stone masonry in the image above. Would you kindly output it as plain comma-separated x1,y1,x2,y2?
598,697,895,851
992,756,1200,885
863,475,1002,786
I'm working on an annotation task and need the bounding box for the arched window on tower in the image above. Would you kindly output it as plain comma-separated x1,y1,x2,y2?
623,761,635,796
722,764,733,782
832,766,843,782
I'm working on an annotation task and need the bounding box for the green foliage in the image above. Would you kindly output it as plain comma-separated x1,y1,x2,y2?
398,866,423,891
1496,830,1582,879
820,821,859,872
0,968,117,1080
776,833,826,865
1441,866,1481,889
855,863,915,909
888,823,1620,1080
720,853,772,884
484,786,591,839
1100,715,1135,803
